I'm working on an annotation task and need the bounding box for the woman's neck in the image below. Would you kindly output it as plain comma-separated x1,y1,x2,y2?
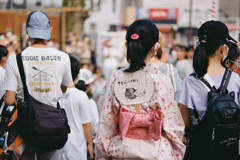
144,52,154,64
0,61,4,68
151,56,165,67
207,52,225,77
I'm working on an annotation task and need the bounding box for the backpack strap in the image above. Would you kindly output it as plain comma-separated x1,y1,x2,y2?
170,64,177,91
219,69,232,94
16,53,29,101
190,72,216,123
0,95,5,110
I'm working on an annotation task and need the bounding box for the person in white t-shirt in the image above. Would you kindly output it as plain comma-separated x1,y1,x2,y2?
102,39,119,79
75,69,99,139
60,56,94,160
0,45,8,98
3,11,73,160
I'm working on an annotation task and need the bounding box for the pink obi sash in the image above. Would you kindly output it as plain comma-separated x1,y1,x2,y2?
119,107,163,141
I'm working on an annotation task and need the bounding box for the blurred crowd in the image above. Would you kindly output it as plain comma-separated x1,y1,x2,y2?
0,27,197,102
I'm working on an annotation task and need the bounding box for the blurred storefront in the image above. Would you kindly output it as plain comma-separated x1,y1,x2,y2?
124,7,178,47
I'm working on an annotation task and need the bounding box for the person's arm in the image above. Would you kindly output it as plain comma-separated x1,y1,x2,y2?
4,91,16,106
61,55,73,90
180,104,194,128
3,55,18,105
61,84,68,93
82,123,94,159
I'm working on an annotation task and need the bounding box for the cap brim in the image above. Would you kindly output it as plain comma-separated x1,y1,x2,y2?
228,35,237,43
27,27,51,40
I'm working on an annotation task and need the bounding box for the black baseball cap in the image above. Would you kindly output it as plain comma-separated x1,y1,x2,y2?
198,20,237,43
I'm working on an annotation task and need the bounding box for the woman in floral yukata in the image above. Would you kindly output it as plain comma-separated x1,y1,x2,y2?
94,20,186,160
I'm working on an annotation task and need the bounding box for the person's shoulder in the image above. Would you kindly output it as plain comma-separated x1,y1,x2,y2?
7,53,17,63
69,88,87,96
182,75,199,84
51,48,69,57
230,72,240,83
109,68,124,81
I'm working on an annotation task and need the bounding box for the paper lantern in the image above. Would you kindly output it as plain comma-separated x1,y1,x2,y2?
0,0,8,3
26,0,37,6
13,0,24,5
41,0,52,7
53,0,63,8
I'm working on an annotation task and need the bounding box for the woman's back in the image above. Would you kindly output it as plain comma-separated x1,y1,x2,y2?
175,72,240,125
95,64,185,159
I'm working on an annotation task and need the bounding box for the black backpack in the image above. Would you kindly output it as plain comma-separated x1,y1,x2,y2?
16,53,70,152
190,69,240,160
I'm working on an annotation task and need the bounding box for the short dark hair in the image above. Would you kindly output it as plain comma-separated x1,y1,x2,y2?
75,80,87,91
155,48,162,60
75,79,92,98
69,56,80,81
32,38,45,44
221,42,240,67
0,45,8,61
125,20,159,72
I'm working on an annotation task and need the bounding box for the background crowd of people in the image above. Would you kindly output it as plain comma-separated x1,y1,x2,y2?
1,16,240,159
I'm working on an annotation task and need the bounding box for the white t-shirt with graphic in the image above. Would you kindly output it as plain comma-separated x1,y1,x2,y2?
0,66,5,98
59,88,91,160
3,47,73,107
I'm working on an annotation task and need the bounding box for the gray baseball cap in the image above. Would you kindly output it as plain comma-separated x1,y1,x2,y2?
26,11,51,40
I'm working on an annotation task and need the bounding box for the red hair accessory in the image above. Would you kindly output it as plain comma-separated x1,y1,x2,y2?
131,33,139,40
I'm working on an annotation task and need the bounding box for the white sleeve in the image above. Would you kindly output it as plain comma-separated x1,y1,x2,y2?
3,55,18,92
61,55,73,87
185,60,193,77
89,99,99,136
79,94,92,124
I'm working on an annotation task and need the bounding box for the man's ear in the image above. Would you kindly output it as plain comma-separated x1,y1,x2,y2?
225,59,231,68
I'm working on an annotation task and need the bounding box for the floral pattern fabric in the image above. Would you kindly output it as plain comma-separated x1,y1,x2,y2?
94,63,186,160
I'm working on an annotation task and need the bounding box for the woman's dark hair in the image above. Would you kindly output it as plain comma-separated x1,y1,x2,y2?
125,20,159,72
75,80,92,98
0,45,8,61
69,56,80,81
193,38,226,78
221,42,240,68
75,80,86,91
155,47,162,60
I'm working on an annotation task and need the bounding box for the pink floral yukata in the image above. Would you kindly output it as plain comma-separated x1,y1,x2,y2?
94,64,186,160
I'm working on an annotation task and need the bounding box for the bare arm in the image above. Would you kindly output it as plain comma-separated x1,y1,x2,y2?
4,91,16,106
180,104,194,128
61,84,68,93
82,123,94,159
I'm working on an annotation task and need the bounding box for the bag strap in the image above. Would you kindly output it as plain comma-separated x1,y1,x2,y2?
0,95,5,110
219,69,232,94
190,72,216,123
170,64,177,91
189,72,204,123
166,63,169,77
16,53,29,101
